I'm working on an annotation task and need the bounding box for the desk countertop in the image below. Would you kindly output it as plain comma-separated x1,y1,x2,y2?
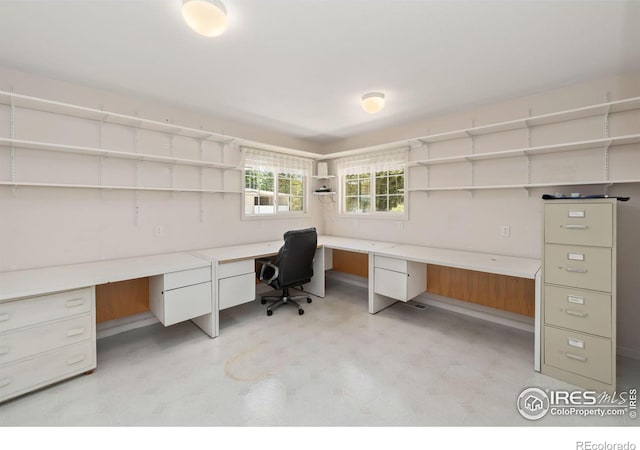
0,252,211,302
374,244,541,279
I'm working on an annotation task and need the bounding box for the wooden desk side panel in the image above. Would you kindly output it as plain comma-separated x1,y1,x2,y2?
329,250,534,317
426,264,535,317
331,249,369,278
96,278,150,323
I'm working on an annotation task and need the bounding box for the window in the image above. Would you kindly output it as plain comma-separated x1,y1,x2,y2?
242,148,312,217
336,148,408,216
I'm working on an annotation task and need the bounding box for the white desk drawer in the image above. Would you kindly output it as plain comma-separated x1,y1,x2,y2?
545,203,613,247
0,340,95,403
158,282,212,326
0,287,93,333
164,267,211,291
544,326,612,384
374,267,409,301
0,314,93,365
544,244,612,292
544,285,611,338
374,255,408,273
218,259,255,279
219,273,256,310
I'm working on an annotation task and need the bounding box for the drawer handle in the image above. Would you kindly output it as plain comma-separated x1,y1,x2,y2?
67,354,86,366
566,267,587,274
565,309,588,318
65,298,85,308
565,352,587,362
565,224,588,230
0,346,9,356
66,327,86,337
0,377,11,388
0,313,10,322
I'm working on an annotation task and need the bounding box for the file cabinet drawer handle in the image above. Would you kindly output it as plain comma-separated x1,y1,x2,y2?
565,309,587,318
566,267,588,274
0,377,11,388
65,298,85,308
0,313,10,322
66,327,86,337
565,352,587,362
565,224,588,230
67,354,86,366
0,346,9,356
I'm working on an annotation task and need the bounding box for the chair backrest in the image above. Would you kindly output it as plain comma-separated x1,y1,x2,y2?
275,227,318,287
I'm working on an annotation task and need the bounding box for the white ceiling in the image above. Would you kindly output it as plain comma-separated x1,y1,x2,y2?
0,0,639,146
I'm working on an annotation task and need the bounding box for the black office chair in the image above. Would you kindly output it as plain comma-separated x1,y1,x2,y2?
257,227,317,316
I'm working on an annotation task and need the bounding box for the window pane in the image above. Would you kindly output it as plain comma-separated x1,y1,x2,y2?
359,178,370,195
345,197,358,212
360,197,371,213
291,179,303,196
389,195,404,212
376,195,388,211
376,176,388,195
291,197,303,211
278,176,291,194
345,179,359,196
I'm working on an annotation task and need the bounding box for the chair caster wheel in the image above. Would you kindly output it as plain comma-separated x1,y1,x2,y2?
307,298,312,303
261,299,266,304
267,310,273,316
298,309,304,315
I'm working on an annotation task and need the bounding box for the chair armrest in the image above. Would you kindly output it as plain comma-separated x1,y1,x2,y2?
256,259,279,284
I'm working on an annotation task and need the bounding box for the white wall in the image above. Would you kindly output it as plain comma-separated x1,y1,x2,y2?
0,67,322,271
323,72,640,357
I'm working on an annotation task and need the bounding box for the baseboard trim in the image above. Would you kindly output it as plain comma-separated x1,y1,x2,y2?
96,311,159,340
617,345,640,361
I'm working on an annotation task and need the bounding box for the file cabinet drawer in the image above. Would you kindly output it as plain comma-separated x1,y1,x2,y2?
219,273,256,310
218,259,255,279
0,287,92,333
0,314,93,365
544,326,612,384
164,266,211,291
154,282,212,326
0,340,95,403
544,285,611,337
544,244,612,292
545,203,613,247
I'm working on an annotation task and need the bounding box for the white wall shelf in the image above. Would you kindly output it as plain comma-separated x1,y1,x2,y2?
410,134,640,167
408,179,640,193
0,137,241,170
413,96,640,144
0,180,241,194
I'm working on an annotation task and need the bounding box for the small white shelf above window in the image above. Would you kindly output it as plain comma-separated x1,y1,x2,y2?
312,175,336,179
0,137,241,171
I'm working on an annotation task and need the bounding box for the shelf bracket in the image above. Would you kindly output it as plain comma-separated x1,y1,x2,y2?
199,140,204,223
604,92,610,138
134,119,140,226
9,89,16,196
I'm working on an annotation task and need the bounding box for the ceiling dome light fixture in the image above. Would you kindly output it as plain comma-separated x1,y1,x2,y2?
182,0,228,37
361,92,385,114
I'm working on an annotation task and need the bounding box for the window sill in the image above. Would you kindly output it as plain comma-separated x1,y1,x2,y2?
242,213,311,221
336,212,408,221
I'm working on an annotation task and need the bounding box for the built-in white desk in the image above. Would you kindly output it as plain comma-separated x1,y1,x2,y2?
0,235,542,403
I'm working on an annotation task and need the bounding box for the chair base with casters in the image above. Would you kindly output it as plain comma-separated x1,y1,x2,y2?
260,286,312,316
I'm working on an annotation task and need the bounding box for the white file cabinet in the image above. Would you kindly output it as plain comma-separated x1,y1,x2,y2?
542,199,617,391
373,255,426,302
218,260,256,310
150,266,212,326
0,287,96,403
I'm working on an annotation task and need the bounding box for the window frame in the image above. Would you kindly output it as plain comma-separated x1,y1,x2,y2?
242,168,309,219
339,167,407,219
